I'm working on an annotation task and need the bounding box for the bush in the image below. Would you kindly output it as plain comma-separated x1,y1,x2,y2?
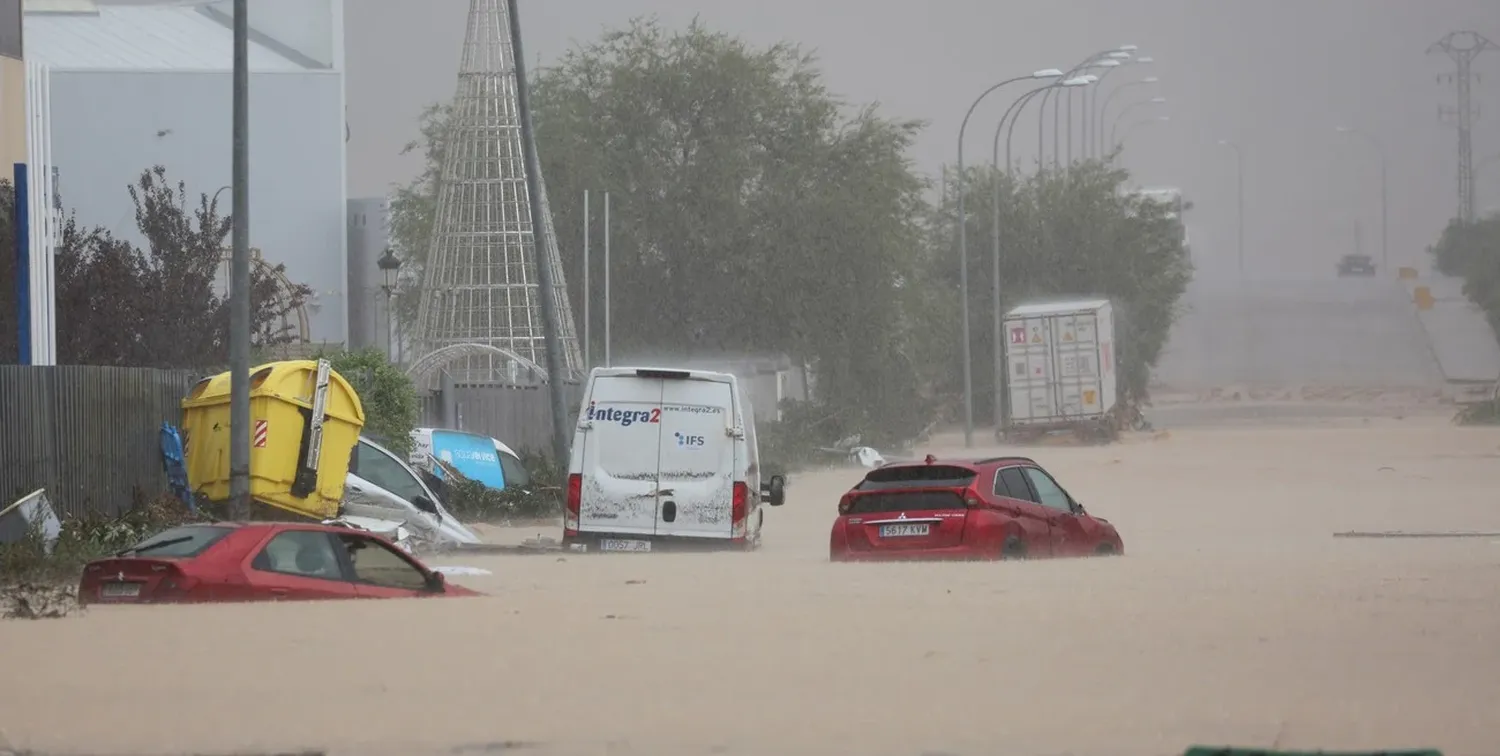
326,348,420,456
436,449,565,523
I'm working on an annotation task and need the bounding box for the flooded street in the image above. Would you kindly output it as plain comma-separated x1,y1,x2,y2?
4,417,1500,756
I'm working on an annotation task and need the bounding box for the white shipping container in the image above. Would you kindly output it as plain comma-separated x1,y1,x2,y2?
1002,298,1118,426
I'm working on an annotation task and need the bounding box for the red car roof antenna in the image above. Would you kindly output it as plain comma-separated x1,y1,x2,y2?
924,454,937,465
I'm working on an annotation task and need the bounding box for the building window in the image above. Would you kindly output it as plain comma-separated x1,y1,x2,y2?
0,0,20,60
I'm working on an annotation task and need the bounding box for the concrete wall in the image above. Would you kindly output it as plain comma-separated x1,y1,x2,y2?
346,196,390,352
1403,273,1500,402
47,69,349,343
0,56,23,168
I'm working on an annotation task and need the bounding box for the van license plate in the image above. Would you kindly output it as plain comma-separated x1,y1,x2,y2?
101,582,141,598
879,524,930,538
599,539,651,553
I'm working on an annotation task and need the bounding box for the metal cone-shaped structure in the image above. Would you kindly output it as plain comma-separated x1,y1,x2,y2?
412,0,582,384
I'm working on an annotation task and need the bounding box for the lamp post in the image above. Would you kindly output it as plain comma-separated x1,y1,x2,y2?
988,75,1086,430
1080,57,1122,160
228,0,251,520
377,248,402,361
955,69,1063,447
1218,139,1245,280
1098,76,1158,155
1091,57,1152,158
1108,96,1167,146
1040,46,1135,170
1335,126,1389,272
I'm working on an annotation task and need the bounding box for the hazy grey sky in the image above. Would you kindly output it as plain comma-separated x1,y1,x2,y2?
345,0,1498,281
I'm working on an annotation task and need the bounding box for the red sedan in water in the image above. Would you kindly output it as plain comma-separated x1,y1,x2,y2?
78,522,480,605
829,455,1123,562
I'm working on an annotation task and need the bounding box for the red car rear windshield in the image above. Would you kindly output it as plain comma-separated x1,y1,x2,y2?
122,525,234,558
847,465,976,514
855,464,976,490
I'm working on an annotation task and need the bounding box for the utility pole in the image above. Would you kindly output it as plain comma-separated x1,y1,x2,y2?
603,191,611,369
1429,31,1496,223
228,0,251,520
582,190,590,371
507,0,571,463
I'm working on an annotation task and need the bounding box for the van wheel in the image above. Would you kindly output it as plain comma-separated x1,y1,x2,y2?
999,536,1026,561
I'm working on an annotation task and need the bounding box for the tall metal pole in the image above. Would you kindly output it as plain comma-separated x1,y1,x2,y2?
988,81,1061,431
506,0,571,463
956,73,1038,448
228,0,251,520
582,189,590,371
1429,32,1496,223
603,191,611,369
1336,127,1389,272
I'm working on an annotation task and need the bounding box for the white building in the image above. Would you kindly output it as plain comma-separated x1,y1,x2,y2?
23,0,350,344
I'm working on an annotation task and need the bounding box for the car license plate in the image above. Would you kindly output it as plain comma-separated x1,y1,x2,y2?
101,582,141,598
599,538,652,553
880,523,930,538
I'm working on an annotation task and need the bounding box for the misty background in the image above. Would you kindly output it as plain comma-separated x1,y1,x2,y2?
345,0,1497,283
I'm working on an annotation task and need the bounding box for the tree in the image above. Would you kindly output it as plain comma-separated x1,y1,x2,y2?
920,160,1193,422
326,347,420,456
1430,213,1500,337
390,18,933,444
0,166,313,368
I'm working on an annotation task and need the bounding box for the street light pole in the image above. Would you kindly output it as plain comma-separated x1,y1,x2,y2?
1335,127,1389,272
1115,115,1170,147
988,76,1079,430
955,70,1057,447
377,248,402,359
228,0,251,520
1219,139,1245,279
1098,77,1158,155
1108,97,1167,147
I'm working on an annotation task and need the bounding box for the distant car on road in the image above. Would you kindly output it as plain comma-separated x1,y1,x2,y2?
78,522,480,605
1337,253,1377,277
828,456,1123,562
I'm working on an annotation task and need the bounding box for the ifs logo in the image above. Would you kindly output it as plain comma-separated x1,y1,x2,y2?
586,402,661,427
674,432,706,448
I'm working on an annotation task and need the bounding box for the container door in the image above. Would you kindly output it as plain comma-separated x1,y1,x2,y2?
1051,311,1105,419
1005,316,1057,424
655,378,737,539
578,375,664,536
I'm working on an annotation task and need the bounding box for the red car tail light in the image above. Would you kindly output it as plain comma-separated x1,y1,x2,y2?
963,490,982,508
730,482,748,539
564,473,582,534
837,493,854,515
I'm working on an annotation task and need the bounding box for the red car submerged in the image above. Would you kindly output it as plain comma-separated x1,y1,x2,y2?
78,522,481,605
829,455,1123,561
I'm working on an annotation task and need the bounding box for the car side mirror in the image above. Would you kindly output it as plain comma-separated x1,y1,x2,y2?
1070,499,1085,515
412,495,439,515
762,475,787,507
425,571,446,593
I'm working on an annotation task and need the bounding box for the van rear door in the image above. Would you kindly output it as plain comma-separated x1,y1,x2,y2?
578,374,663,536
654,375,737,539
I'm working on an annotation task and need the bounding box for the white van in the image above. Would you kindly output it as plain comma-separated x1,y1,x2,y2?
565,367,786,552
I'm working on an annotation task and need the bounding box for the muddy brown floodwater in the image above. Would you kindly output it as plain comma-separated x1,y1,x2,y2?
3,415,1500,756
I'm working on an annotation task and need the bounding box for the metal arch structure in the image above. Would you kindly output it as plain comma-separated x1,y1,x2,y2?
405,342,549,389
217,246,310,343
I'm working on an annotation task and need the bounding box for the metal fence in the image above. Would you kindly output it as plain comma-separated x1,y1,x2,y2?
0,365,200,517
419,382,583,455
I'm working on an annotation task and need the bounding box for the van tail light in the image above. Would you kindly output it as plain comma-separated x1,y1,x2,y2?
565,474,581,534
730,482,748,540
837,494,853,515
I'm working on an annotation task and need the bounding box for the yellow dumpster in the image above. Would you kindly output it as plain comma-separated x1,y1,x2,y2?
181,359,365,520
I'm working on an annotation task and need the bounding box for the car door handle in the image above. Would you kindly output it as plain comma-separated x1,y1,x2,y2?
270,588,289,599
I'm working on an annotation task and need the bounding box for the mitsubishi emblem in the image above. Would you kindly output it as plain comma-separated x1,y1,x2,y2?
116,571,124,581
897,512,907,519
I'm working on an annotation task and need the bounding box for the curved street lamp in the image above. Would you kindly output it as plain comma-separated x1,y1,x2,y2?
1040,46,1136,170
986,75,1088,428
1109,96,1167,146
954,68,1066,446
1334,126,1388,272
1089,56,1152,158
1098,76,1159,156
1075,59,1120,162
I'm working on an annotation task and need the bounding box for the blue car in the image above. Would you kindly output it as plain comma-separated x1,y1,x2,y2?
409,428,531,493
